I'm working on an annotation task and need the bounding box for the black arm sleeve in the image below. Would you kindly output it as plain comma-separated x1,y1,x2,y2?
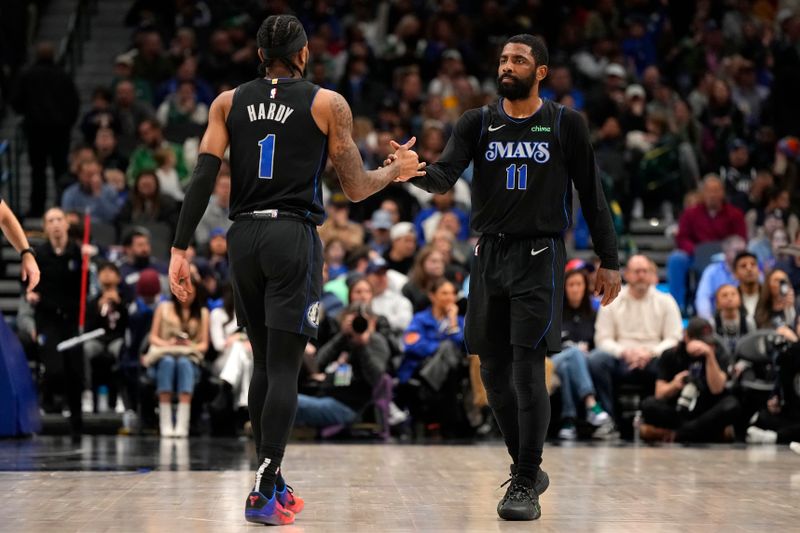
561,110,620,270
408,108,482,194
172,153,222,250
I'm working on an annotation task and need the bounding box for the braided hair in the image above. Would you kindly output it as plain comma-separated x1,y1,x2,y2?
256,15,308,78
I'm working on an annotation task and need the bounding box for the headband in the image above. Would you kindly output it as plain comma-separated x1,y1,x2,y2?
262,32,308,59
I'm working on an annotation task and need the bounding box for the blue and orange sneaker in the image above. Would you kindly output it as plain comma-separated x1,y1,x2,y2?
244,490,295,526
276,485,304,515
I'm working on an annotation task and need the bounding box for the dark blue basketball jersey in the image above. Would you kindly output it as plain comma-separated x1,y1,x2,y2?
226,78,327,224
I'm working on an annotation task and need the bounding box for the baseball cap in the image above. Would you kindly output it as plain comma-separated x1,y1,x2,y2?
370,209,393,230
605,63,626,79
114,53,134,67
565,258,596,273
209,227,227,240
625,84,646,99
366,256,389,274
728,138,748,151
442,49,462,61
390,222,416,241
136,268,161,298
685,317,715,344
329,191,350,207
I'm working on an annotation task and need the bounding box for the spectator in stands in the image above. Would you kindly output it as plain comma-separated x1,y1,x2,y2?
732,251,762,321
199,29,237,87
746,187,798,247
142,276,209,438
338,42,385,118
318,192,365,251
122,268,162,410
366,209,394,255
84,262,128,413
398,278,466,436
29,208,85,437
80,87,120,145
210,286,251,426
541,64,584,110
153,146,183,202
700,78,747,169
640,317,740,443
730,57,768,129
116,170,179,229
667,174,747,313
695,235,747,321
94,127,128,172
585,63,626,129
589,255,683,418
156,80,208,143
323,239,348,280
775,232,800,293
295,303,391,429
413,189,469,244
714,284,754,355
12,42,80,218
156,56,214,107
403,246,446,312
112,79,155,158
195,170,232,250
196,227,230,286
132,30,174,93
755,269,799,331
383,222,417,275
366,257,414,334
720,139,757,213
551,267,612,440
61,159,122,224
117,228,168,300
127,118,188,185
104,168,129,212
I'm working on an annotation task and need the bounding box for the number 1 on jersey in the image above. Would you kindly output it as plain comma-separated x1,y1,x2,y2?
258,134,276,179
505,163,528,190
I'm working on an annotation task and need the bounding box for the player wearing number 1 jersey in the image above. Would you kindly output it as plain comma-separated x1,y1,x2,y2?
395,34,623,521
167,15,423,526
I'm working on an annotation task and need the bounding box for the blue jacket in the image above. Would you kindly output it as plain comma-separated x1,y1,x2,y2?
399,308,464,383
61,183,121,223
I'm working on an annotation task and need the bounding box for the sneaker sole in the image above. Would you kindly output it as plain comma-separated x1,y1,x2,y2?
535,470,549,496
245,511,294,526
498,504,542,521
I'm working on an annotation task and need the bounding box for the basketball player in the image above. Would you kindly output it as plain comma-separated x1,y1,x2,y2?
168,15,423,526
392,35,622,520
0,196,40,291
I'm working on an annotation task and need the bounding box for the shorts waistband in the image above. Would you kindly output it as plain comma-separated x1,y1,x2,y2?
234,209,313,224
482,232,560,241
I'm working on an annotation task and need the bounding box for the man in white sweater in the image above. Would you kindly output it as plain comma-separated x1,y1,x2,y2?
588,255,683,418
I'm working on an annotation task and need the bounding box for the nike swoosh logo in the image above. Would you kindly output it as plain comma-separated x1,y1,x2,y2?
531,247,549,256
488,124,506,132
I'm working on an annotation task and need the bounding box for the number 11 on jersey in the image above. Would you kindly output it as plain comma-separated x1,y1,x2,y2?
258,134,276,179
506,163,527,190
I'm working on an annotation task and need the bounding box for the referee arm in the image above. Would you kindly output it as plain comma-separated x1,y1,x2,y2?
0,199,39,291
170,91,232,301
314,89,425,202
561,110,621,305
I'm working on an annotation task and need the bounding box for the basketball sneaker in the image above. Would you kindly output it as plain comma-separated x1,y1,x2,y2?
244,490,295,526
276,484,305,515
497,464,548,518
497,474,542,521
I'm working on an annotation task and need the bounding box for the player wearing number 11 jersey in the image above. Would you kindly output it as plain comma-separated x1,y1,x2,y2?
167,15,423,526
400,34,622,521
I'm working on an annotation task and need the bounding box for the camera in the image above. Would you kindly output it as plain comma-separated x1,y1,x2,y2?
779,279,790,297
676,361,703,413
352,312,369,334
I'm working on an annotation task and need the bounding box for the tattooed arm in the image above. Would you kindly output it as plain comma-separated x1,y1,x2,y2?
312,89,424,202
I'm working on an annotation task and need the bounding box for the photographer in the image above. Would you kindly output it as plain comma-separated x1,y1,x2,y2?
640,318,740,443
294,303,390,428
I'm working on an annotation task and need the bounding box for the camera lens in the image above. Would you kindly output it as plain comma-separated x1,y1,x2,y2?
352,314,368,334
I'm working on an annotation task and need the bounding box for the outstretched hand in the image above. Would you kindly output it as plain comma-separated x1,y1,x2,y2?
385,137,426,182
169,248,194,303
594,267,621,307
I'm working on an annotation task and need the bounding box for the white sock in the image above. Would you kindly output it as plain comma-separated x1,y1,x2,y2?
159,402,173,437
747,426,777,444
174,402,191,438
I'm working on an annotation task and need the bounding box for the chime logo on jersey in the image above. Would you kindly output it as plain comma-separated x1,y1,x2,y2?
485,141,550,163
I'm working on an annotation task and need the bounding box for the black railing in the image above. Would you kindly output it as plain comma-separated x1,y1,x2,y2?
1,0,97,212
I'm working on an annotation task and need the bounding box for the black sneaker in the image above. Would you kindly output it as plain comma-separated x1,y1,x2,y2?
497,474,541,521
496,465,548,517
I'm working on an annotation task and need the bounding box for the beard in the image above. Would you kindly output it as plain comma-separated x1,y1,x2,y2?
497,72,537,101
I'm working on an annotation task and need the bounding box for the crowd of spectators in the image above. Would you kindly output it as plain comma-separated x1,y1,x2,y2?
5,1,800,446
